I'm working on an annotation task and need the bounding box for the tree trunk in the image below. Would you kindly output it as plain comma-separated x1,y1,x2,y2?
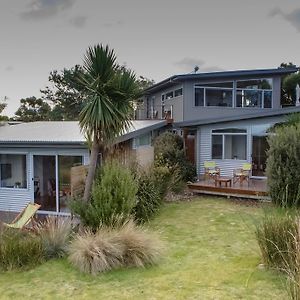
83,138,101,202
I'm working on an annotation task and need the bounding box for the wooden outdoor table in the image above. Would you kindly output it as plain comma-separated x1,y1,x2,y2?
214,177,232,187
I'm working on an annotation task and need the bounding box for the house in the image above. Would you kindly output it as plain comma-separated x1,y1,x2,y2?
138,67,300,179
0,120,166,215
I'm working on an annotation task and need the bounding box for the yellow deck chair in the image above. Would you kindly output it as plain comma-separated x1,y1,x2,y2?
204,161,220,180
3,203,41,229
233,163,252,186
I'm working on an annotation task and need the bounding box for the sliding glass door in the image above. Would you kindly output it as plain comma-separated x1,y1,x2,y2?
33,154,83,213
33,155,56,211
252,136,268,177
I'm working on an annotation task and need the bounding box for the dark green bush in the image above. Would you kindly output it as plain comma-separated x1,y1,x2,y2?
70,160,138,231
154,132,196,182
133,169,162,223
0,228,44,270
267,124,300,207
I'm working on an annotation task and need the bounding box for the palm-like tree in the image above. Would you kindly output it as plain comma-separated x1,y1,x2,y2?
78,44,140,202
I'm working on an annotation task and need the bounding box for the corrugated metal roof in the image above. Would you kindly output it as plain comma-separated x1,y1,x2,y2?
0,120,166,145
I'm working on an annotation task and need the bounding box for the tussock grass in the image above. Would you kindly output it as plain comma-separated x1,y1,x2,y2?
68,220,163,274
36,216,73,259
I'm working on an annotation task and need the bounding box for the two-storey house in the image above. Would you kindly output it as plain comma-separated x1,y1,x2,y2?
139,67,300,178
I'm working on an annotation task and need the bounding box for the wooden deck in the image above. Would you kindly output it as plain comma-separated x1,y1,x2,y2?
188,178,269,200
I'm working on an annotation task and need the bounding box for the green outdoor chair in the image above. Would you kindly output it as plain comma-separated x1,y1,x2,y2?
204,161,220,180
3,203,41,229
233,163,252,186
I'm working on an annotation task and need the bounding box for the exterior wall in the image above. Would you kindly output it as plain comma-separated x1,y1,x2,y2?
183,75,282,122
135,146,154,167
0,146,89,213
139,84,184,120
196,115,285,177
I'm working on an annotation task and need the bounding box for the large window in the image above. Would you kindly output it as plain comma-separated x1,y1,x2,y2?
236,79,272,108
0,154,27,188
133,133,151,149
194,78,273,108
195,82,233,107
211,128,247,160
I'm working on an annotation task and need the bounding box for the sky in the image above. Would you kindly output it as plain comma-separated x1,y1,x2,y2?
0,0,300,116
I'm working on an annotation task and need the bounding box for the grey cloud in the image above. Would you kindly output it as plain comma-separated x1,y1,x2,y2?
20,0,75,20
103,20,124,28
175,57,223,73
5,66,14,72
270,7,300,32
69,15,87,28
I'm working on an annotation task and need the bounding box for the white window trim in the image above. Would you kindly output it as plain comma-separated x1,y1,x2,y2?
211,129,248,160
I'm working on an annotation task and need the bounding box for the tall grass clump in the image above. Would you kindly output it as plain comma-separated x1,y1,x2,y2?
68,220,163,274
0,228,44,270
70,160,138,231
36,216,73,259
255,210,300,299
267,124,300,207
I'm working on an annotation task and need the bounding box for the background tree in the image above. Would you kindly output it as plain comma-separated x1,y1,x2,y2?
279,62,300,106
14,97,52,122
0,96,9,121
77,44,141,202
41,65,86,120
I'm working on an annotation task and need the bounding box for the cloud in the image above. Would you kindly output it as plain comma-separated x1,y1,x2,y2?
4,66,14,72
103,20,124,28
269,7,300,32
174,57,223,73
69,15,87,28
20,0,75,20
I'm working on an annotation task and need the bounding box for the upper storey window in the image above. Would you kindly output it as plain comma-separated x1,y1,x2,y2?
236,79,272,108
194,78,273,108
195,82,233,107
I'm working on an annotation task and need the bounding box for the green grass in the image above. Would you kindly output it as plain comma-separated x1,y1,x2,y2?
0,197,286,299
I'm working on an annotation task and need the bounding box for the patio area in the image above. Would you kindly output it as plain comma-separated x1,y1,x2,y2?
188,177,269,200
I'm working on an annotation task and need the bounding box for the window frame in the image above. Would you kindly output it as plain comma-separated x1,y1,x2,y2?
211,128,248,160
194,78,273,108
0,153,29,190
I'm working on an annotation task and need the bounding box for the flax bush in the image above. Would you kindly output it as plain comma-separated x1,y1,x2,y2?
267,124,300,207
70,160,138,231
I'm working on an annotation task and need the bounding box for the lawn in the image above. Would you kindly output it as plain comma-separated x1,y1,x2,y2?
0,197,286,299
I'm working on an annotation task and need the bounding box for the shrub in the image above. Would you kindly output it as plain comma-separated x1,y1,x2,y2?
68,220,163,274
36,216,73,259
154,132,196,182
0,228,43,270
267,124,300,207
133,169,162,223
70,160,138,231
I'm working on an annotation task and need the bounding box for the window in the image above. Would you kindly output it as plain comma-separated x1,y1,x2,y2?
194,79,273,108
236,78,272,108
195,88,204,106
211,129,247,160
0,154,27,188
174,88,183,97
133,133,151,148
165,91,174,100
195,82,233,107
212,135,223,159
